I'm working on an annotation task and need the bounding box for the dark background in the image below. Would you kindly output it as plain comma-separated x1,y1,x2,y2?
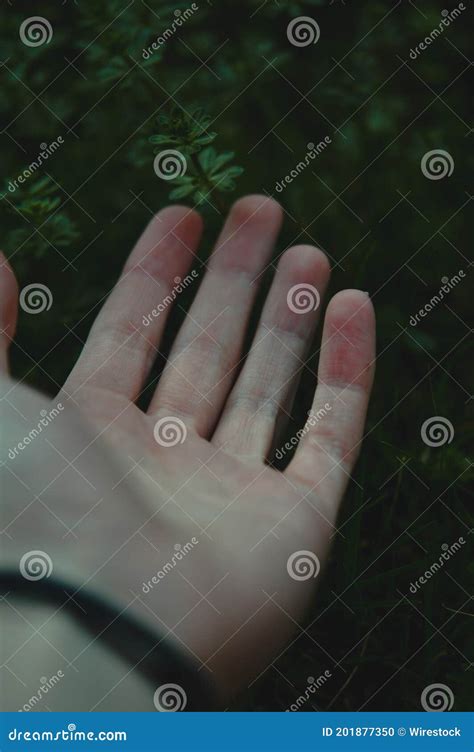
1,0,472,711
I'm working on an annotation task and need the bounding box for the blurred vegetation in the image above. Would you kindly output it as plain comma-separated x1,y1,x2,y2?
1,0,472,711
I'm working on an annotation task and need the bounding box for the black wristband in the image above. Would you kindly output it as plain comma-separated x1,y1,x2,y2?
0,571,218,711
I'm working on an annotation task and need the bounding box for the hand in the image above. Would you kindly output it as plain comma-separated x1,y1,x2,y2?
1,195,375,702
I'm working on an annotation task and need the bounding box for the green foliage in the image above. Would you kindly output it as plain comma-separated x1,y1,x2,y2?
150,107,243,204
2,176,78,258
169,148,243,203
150,108,216,154
1,0,472,712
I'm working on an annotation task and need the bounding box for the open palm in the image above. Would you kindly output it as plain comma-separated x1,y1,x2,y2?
1,195,375,700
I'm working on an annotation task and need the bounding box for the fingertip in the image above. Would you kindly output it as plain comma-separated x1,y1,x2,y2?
125,206,203,278
212,195,283,275
260,245,330,335
326,289,375,331
153,204,203,236
279,244,331,284
320,289,376,391
230,194,283,227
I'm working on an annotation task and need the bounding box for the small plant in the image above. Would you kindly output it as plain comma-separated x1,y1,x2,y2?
150,107,243,208
2,176,78,258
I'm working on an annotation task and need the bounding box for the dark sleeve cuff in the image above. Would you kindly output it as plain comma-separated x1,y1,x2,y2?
0,571,219,711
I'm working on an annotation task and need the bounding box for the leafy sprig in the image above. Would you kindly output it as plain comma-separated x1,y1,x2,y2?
150,108,243,208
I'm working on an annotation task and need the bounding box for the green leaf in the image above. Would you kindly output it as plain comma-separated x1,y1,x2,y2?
169,183,196,199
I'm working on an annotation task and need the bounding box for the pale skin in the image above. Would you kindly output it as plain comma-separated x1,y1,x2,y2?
0,195,375,709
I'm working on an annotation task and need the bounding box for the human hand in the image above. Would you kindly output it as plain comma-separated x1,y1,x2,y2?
1,195,375,700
